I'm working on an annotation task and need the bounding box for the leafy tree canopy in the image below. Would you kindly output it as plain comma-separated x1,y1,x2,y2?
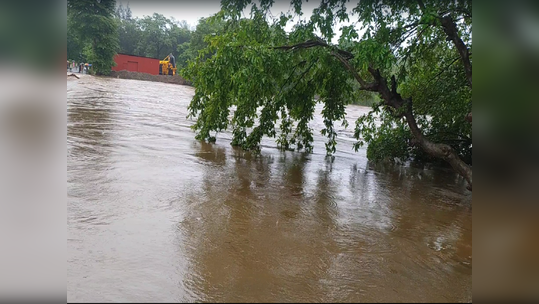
182,0,473,189
114,3,193,62
68,0,119,75
177,17,226,70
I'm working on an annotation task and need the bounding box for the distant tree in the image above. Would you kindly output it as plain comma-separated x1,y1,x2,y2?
167,19,192,58
113,6,194,60
136,13,172,59
115,3,140,55
68,0,119,75
177,17,225,70
115,2,132,20
67,14,86,63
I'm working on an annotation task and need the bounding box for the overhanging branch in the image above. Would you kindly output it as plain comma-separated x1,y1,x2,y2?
273,39,374,89
427,56,460,84
439,15,472,89
270,38,472,190
272,39,354,60
287,59,319,93
331,50,372,89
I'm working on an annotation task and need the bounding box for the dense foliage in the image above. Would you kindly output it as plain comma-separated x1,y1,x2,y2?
183,0,473,189
177,17,226,70
67,0,119,75
67,2,226,73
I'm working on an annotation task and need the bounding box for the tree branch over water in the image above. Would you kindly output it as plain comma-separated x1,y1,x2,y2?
183,0,473,190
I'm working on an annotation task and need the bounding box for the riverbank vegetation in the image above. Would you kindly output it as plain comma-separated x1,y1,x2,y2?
67,1,223,75
67,0,119,75
183,0,472,190
67,0,472,190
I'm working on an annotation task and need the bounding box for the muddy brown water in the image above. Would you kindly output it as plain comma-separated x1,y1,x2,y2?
67,76,472,302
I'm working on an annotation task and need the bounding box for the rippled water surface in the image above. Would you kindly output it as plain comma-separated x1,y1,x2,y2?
67,75,472,302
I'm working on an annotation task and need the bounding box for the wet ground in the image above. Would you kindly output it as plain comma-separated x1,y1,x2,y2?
67,76,472,302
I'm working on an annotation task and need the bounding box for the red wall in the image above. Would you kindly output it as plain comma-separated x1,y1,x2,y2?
112,54,159,75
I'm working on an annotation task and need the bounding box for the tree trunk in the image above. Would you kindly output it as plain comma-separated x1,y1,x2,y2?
274,39,473,190
439,16,472,128
405,110,472,190
365,67,473,190
440,15,472,89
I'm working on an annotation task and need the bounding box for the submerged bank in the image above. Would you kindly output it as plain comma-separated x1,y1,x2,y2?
109,70,192,86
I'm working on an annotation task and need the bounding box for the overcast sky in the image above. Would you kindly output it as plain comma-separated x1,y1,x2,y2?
120,0,362,43
120,0,222,28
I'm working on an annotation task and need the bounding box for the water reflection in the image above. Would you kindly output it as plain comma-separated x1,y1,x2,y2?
68,76,472,302
178,143,471,302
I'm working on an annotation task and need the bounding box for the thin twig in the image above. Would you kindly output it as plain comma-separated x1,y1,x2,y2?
427,57,460,84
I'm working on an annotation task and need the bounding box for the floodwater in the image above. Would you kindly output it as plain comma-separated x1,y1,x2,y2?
67,75,472,302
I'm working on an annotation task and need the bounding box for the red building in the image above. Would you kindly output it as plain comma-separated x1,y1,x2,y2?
112,53,159,75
